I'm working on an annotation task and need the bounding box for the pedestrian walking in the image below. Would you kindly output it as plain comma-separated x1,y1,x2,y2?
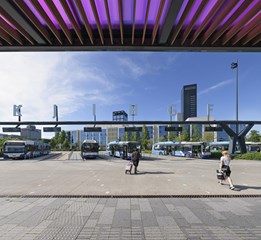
219,151,235,190
131,148,141,174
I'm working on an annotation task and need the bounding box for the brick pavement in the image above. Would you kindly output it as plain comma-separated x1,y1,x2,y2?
0,197,261,239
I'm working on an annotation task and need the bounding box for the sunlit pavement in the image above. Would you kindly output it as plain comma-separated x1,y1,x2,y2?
0,152,260,239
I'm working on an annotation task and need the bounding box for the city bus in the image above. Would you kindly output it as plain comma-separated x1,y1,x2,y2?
3,140,50,159
80,139,99,159
205,141,230,153
152,141,211,158
206,141,261,153
106,141,141,160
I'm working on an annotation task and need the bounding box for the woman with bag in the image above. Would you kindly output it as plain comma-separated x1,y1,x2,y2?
219,151,235,190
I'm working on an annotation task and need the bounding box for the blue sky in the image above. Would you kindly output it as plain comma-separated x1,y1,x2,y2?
0,51,260,138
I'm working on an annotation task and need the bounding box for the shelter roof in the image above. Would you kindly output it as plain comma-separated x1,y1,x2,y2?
0,0,260,51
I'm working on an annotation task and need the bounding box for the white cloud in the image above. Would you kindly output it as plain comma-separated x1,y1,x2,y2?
198,78,234,96
117,57,146,79
0,52,120,125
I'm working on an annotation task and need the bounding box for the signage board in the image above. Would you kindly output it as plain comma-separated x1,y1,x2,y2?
2,127,21,132
205,126,223,132
165,126,183,132
43,127,61,132
124,127,142,132
84,127,102,132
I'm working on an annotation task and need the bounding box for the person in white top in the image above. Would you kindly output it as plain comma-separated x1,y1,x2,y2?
219,151,235,190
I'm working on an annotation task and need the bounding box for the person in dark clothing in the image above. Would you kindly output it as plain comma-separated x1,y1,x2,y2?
131,148,141,174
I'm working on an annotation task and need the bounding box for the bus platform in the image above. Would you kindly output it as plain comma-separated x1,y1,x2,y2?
0,152,260,239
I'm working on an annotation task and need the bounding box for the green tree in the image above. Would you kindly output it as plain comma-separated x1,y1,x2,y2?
168,131,175,141
191,125,201,142
141,125,150,150
62,139,70,150
122,132,131,141
59,131,66,144
176,125,189,141
202,132,214,142
246,130,261,142
50,132,60,149
131,132,141,141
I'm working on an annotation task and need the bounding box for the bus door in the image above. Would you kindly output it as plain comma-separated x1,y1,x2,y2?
122,145,127,159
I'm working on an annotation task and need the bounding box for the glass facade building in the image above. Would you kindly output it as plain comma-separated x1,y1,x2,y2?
181,84,197,121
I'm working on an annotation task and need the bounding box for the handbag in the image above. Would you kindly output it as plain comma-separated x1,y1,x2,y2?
216,169,226,180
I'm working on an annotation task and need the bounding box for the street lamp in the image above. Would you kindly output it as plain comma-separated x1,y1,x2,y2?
231,60,238,135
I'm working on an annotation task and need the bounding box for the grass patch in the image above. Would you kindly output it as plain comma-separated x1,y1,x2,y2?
234,152,261,160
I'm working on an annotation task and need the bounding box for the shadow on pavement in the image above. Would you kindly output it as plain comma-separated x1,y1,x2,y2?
136,171,175,175
234,185,261,191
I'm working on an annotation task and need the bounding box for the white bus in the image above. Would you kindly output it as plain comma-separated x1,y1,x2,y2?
81,139,99,159
3,140,50,159
152,141,211,158
106,141,141,160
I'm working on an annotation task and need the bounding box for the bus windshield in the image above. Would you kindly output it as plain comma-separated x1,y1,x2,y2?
4,146,25,153
82,143,99,152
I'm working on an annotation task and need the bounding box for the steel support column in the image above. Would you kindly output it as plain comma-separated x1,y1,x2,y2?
219,122,254,154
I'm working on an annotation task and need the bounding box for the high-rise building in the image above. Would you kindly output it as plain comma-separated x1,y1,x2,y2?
112,110,128,121
181,84,197,120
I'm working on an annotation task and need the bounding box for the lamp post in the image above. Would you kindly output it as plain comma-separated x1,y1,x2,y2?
231,60,238,135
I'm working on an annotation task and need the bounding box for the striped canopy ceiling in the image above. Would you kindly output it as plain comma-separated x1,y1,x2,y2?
0,0,260,51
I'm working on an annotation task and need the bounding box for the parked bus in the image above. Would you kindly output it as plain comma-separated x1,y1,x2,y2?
106,141,118,157
81,139,99,159
3,140,50,159
206,141,261,153
106,141,141,160
152,141,211,158
205,141,230,153
245,142,261,152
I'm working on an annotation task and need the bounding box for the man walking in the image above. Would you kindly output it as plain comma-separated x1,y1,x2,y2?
131,148,141,174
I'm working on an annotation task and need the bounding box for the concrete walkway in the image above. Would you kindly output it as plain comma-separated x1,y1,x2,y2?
0,152,260,239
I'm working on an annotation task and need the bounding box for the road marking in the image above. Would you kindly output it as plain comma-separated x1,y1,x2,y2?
105,191,110,194
97,179,100,181
168,179,171,181
38,184,41,187
100,184,104,187
183,184,187,186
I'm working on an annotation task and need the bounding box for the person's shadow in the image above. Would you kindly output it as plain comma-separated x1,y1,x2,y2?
233,185,261,191
136,171,174,175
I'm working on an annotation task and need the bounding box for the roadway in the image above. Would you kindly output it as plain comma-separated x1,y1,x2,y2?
0,152,260,239
0,152,260,196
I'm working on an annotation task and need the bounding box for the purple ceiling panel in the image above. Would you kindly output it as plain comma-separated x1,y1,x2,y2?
183,0,202,27
52,0,73,29
122,0,133,24
0,15,16,29
107,0,120,28
159,0,171,26
37,0,61,29
232,0,260,26
242,12,260,28
147,0,161,25
24,0,46,26
81,0,96,26
174,0,188,25
135,0,147,25
94,0,108,26
194,0,218,27
219,0,244,27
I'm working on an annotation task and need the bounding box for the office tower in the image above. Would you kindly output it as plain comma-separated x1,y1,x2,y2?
112,110,128,121
181,84,197,120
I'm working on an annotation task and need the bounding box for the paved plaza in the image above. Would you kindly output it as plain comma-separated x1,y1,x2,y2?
0,152,260,239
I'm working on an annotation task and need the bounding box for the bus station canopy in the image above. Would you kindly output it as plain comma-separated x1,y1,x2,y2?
0,0,260,52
